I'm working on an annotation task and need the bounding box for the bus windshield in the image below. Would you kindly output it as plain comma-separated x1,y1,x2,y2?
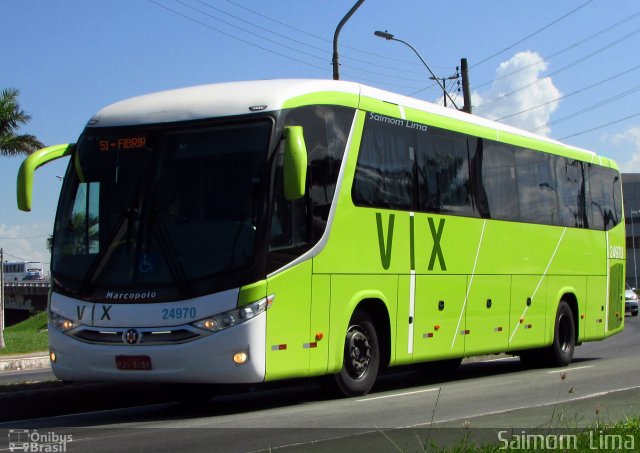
52,119,272,302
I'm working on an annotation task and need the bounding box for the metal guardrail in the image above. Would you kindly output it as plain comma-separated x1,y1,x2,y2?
4,281,51,288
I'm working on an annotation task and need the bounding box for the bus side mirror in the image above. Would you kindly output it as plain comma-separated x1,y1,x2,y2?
17,143,75,212
283,126,307,201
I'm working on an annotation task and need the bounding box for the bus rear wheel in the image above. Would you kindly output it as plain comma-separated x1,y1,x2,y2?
521,301,575,368
331,310,380,397
547,301,575,366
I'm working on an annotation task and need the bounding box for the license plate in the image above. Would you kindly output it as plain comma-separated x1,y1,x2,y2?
116,355,152,371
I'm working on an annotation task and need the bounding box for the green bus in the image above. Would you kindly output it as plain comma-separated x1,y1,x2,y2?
18,79,625,397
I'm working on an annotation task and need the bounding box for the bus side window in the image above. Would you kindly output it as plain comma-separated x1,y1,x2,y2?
267,105,355,272
589,164,621,231
267,149,311,271
63,181,100,255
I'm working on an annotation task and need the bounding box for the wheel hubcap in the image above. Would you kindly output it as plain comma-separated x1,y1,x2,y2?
346,327,371,379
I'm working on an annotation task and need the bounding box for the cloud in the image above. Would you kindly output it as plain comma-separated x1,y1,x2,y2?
0,223,52,269
472,51,562,136
610,125,640,172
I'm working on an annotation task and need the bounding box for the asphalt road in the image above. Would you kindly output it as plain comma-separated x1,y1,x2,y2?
0,316,638,452
0,367,55,386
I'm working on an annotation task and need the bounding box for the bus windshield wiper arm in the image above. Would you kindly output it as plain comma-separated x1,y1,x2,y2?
149,210,194,296
78,211,130,296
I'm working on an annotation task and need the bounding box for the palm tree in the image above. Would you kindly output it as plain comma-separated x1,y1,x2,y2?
0,89,44,348
0,88,44,156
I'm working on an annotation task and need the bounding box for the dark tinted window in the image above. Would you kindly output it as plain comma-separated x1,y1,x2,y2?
417,128,474,215
556,158,588,228
352,113,415,210
480,140,518,220
283,105,355,239
351,110,621,231
515,148,557,225
53,120,272,301
268,105,355,271
589,164,622,230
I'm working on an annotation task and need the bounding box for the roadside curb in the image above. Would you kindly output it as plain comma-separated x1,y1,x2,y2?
0,354,50,372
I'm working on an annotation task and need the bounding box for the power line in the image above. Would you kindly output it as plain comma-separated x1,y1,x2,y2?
496,62,640,121
475,25,640,111
530,83,640,133
147,0,327,71
150,0,425,89
0,234,49,240
474,9,640,90
172,0,330,65
2,251,29,262
212,0,432,75
222,0,438,70
184,0,433,84
559,111,640,140
472,0,594,68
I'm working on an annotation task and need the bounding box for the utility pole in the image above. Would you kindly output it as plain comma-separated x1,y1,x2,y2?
429,71,459,108
332,0,365,80
0,248,4,348
461,58,472,114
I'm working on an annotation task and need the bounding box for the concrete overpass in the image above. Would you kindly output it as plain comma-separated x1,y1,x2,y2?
3,281,50,315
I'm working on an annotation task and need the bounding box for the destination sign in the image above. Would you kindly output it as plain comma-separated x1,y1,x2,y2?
99,137,147,151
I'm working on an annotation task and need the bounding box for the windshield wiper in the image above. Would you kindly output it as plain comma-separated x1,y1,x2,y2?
78,209,132,296
147,208,194,296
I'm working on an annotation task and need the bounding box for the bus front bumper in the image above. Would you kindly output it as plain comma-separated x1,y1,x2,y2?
48,313,266,384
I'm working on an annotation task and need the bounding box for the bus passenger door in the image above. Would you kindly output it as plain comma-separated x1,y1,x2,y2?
265,260,312,381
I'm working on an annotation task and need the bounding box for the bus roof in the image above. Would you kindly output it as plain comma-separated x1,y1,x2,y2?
88,79,604,165
88,79,361,128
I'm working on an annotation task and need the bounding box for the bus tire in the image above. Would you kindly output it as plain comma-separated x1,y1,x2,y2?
519,301,576,368
548,301,575,366
332,309,380,397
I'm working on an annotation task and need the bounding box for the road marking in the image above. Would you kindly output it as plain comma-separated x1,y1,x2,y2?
356,387,440,402
547,365,593,374
402,384,640,428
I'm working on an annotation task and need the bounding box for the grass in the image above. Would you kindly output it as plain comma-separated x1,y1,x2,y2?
418,417,640,452
0,311,48,355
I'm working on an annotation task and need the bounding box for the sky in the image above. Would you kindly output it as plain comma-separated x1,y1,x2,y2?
2,0,640,266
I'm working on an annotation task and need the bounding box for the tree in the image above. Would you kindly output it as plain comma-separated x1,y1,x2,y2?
0,88,44,156
0,89,44,348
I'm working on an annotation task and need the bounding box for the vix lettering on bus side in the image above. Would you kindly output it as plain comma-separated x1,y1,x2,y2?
76,304,113,321
375,212,447,271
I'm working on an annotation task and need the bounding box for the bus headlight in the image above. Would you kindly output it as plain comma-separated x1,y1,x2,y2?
192,294,273,333
50,312,79,332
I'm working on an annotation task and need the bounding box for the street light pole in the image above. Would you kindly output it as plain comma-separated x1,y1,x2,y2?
374,30,460,110
332,0,365,80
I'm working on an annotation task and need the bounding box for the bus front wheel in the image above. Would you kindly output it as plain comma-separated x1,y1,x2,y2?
332,310,380,397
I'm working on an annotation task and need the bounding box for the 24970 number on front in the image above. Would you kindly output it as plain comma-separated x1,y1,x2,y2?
162,307,197,320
